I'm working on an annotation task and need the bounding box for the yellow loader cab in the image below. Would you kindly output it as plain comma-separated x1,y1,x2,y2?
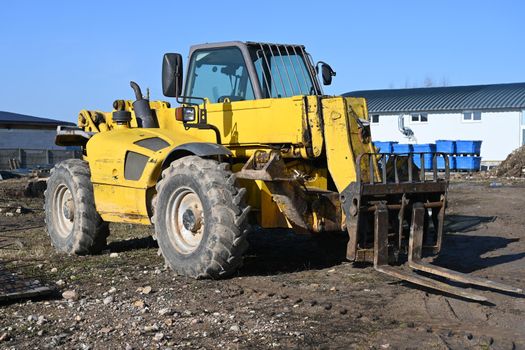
46,41,522,301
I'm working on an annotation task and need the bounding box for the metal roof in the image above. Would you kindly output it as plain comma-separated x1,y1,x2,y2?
0,111,74,127
344,82,525,114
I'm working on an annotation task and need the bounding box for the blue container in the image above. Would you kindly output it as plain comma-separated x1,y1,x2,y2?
436,140,456,154
456,156,481,171
455,140,482,155
373,141,398,154
413,153,434,170
392,143,413,154
413,143,436,153
437,156,456,170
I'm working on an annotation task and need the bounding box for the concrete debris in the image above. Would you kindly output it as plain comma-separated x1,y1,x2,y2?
62,290,79,301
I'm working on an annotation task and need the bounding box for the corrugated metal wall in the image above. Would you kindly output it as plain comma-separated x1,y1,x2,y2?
0,149,81,169
0,128,66,150
0,128,80,169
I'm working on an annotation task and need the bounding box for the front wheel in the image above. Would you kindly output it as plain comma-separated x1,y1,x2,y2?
153,156,250,279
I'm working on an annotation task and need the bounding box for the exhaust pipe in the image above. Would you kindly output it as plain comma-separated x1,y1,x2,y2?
130,81,157,128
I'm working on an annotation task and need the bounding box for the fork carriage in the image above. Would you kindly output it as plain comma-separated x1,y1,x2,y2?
342,152,521,301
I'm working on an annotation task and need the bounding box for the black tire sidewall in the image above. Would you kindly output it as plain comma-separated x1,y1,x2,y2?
45,165,82,252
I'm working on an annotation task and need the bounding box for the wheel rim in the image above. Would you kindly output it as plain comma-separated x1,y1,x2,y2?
166,187,205,254
53,184,75,238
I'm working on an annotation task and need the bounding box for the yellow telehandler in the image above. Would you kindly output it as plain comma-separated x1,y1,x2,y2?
45,41,521,301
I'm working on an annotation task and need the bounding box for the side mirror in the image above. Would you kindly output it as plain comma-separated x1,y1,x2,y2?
162,53,183,97
316,61,336,86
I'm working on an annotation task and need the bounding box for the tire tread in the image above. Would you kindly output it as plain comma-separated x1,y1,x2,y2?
153,156,249,279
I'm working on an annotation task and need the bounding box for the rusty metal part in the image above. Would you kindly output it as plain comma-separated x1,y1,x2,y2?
372,202,522,302
237,151,310,231
0,228,53,302
341,152,449,263
236,151,295,181
237,151,342,233
55,125,95,147
407,203,523,294
340,152,523,301
0,265,52,302
266,181,310,233
309,190,342,232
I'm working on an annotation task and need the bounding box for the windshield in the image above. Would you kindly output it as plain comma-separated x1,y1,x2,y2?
185,47,255,103
249,44,320,98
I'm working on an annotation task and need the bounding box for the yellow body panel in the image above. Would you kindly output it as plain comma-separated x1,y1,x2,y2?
158,97,305,145
303,95,324,157
322,97,375,192
85,128,208,223
81,95,375,227
156,96,317,160
92,184,150,224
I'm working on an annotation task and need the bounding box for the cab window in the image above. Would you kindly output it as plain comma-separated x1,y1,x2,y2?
185,47,254,103
250,45,317,98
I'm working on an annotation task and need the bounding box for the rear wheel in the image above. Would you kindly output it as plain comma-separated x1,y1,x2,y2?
44,159,109,254
153,156,249,279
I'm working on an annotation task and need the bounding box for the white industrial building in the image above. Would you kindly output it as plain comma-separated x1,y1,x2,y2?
345,83,525,163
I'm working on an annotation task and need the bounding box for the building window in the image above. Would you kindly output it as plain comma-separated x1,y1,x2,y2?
463,111,482,122
371,114,379,123
411,113,428,123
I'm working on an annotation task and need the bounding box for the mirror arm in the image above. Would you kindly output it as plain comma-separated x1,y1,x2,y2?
176,95,207,115
177,97,219,144
317,61,336,76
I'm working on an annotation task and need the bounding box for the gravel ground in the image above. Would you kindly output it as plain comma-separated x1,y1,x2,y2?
0,178,524,349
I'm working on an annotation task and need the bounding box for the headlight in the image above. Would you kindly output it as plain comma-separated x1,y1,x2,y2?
175,107,196,122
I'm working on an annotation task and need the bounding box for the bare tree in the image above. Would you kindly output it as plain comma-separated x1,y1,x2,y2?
400,76,450,89
423,76,434,87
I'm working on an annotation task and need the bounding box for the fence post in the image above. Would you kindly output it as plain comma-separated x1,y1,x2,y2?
18,148,22,168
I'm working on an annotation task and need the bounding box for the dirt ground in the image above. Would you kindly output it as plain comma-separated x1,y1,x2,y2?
0,178,524,349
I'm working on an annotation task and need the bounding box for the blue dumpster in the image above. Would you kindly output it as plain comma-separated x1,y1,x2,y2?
437,156,456,170
436,140,456,154
392,143,413,154
373,141,398,154
413,153,434,169
455,140,482,155
456,156,481,171
413,143,436,153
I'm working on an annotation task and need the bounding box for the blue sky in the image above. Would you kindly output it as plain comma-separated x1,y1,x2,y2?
1,0,523,122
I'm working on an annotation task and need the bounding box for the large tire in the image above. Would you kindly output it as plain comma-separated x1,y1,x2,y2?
153,156,249,279
44,159,109,254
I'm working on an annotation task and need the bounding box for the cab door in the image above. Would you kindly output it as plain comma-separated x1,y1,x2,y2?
183,45,307,146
